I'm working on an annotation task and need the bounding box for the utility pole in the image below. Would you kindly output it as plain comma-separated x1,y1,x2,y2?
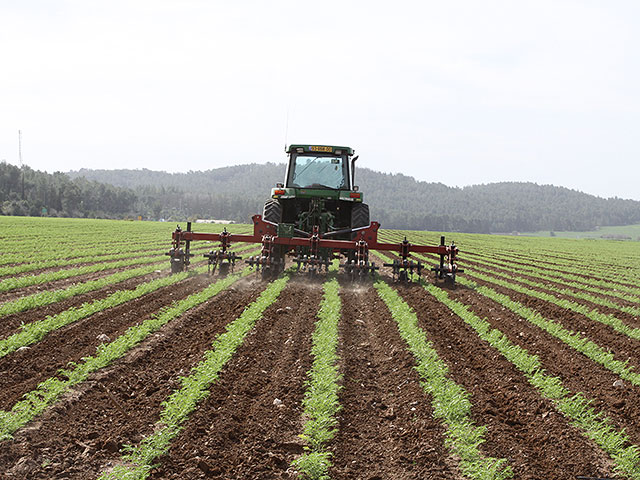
18,130,24,200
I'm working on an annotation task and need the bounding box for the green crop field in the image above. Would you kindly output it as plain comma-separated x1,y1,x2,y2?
1,216,639,479
522,223,640,240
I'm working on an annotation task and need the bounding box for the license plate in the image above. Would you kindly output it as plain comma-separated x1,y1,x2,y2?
310,146,332,152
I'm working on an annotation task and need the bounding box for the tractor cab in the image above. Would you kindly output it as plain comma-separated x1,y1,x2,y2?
266,145,366,235
285,145,353,190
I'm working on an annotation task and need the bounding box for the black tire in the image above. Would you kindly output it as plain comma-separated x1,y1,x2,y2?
263,200,282,224
351,202,370,229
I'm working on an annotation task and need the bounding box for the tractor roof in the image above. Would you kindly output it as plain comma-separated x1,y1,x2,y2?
287,144,354,155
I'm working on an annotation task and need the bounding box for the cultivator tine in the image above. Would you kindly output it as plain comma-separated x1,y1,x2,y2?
430,236,463,286
383,258,423,283
244,234,285,279
339,260,379,281
245,254,284,279
381,237,424,283
204,251,241,275
337,239,378,281
166,224,195,274
201,228,242,276
294,254,331,275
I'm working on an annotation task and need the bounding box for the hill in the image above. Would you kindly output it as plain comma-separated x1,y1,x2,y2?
0,161,135,218
67,164,640,234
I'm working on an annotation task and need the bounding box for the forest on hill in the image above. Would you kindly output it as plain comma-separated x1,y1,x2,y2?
67,163,640,234
2,160,639,234
0,162,135,218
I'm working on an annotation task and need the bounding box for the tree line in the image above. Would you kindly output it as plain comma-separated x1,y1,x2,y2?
4,161,640,234
68,164,640,233
0,162,135,218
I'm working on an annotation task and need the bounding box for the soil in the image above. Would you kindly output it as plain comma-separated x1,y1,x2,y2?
328,284,461,480
0,252,637,479
150,279,322,479
0,276,267,479
396,282,616,479
450,284,640,449
0,273,211,410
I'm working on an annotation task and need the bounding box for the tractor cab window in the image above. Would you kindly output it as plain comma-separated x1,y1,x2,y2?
287,154,350,190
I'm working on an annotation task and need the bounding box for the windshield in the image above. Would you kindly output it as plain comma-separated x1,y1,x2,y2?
287,154,349,189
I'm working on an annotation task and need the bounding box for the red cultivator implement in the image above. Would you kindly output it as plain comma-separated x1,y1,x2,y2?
167,215,461,283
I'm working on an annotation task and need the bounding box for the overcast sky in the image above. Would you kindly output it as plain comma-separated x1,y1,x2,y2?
1,1,639,200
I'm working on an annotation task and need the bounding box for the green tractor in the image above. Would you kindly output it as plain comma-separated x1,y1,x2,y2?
257,144,370,275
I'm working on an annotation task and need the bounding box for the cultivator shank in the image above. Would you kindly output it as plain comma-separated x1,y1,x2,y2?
169,215,461,283
202,228,241,275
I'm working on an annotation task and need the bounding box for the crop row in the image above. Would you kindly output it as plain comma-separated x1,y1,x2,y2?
0,255,165,294
410,250,640,371
466,251,640,300
0,218,252,262
0,241,164,269
0,265,257,441
464,267,640,342
0,235,168,259
293,273,343,478
477,261,640,317
456,276,640,387
0,240,227,293
468,247,640,285
0,243,256,318
0,266,202,358
375,279,512,479
466,239,640,282
422,280,640,479
376,250,640,478
0,241,168,277
100,273,290,479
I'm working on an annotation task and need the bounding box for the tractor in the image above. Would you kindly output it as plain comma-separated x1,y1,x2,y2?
167,144,461,283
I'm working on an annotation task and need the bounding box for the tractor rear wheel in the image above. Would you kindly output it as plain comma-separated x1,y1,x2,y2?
263,200,282,224
351,203,370,235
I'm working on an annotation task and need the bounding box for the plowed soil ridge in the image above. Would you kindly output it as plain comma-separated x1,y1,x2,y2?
468,275,640,368
449,284,640,453
149,280,322,479
397,284,615,479
0,263,163,304
0,277,266,480
0,273,211,411
467,267,640,329
0,271,163,337
329,285,460,480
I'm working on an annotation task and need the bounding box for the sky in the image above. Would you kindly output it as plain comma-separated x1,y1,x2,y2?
1,0,639,200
